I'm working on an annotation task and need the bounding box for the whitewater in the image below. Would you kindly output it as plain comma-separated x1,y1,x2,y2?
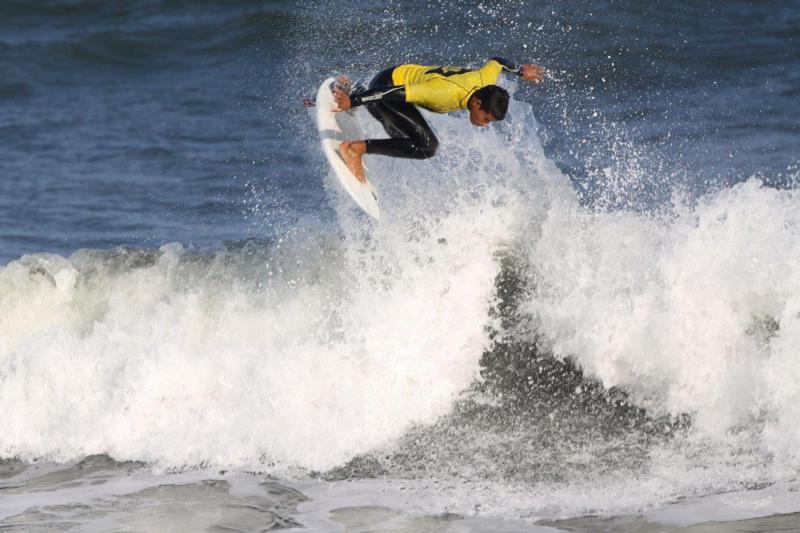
2,81,800,529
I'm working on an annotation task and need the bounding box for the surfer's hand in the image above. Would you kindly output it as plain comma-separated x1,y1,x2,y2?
332,87,351,112
521,64,546,83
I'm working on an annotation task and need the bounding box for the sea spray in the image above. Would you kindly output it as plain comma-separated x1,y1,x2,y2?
526,177,800,464
0,96,543,470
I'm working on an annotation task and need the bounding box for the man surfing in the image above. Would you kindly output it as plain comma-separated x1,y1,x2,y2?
332,57,546,182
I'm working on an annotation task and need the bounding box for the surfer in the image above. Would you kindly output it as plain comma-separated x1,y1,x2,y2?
332,58,546,182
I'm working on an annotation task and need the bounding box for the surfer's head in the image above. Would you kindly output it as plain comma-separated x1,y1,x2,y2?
468,85,509,127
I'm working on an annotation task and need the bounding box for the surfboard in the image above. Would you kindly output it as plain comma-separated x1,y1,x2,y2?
315,77,380,220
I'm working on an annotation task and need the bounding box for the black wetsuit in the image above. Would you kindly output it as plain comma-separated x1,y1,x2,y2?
358,67,438,160
349,58,522,160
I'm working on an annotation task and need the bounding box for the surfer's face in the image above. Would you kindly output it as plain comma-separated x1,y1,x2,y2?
468,97,497,127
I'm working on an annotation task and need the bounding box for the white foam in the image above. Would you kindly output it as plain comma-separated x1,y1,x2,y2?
0,100,547,472
526,162,800,466
2,86,799,520
289,472,800,527
0,226,501,470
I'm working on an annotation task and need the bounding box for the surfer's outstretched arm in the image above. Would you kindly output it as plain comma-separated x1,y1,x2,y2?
488,57,546,83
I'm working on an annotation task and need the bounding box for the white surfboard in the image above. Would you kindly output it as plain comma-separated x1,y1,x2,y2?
315,77,380,220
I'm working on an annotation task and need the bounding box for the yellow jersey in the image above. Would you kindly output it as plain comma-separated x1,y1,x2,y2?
390,59,506,113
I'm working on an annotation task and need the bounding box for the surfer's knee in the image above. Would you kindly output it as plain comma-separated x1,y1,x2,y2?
418,135,438,159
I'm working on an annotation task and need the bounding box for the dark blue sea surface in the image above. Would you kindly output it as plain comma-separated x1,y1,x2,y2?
1,0,797,262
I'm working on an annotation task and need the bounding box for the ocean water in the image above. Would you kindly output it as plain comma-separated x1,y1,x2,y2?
1,0,799,531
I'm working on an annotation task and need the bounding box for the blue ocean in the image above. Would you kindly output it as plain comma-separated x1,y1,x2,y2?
1,1,799,530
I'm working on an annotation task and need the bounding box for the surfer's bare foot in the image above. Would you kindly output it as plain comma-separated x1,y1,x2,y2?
340,141,367,183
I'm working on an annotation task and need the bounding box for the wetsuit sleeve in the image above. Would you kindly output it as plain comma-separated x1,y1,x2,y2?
350,85,407,107
352,80,458,112
487,57,523,76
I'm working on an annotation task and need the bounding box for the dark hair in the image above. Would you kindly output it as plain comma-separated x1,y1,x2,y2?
472,85,509,120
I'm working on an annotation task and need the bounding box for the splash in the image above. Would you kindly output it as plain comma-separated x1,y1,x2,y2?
526,167,800,466
0,96,545,470
2,88,799,483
